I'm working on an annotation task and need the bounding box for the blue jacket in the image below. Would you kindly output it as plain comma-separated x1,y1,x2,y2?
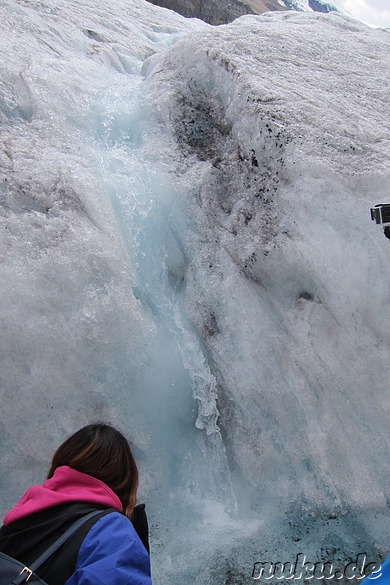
0,503,152,585
0,466,152,585
66,511,151,585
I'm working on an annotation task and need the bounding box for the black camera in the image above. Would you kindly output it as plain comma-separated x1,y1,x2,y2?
370,204,390,240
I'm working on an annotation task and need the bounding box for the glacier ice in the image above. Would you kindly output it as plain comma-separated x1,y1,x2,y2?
0,1,390,583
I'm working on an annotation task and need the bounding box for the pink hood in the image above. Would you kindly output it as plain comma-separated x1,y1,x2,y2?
3,465,122,525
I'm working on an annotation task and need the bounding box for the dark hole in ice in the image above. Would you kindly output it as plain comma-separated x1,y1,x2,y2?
84,29,107,43
299,291,313,301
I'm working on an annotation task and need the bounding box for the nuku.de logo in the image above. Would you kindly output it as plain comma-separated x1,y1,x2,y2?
252,553,382,581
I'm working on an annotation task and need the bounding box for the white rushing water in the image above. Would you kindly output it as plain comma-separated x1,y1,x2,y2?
0,1,389,583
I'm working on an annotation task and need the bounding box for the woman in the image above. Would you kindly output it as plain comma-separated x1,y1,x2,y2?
0,424,152,584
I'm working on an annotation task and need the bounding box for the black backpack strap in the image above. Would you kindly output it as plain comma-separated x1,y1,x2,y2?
11,510,107,585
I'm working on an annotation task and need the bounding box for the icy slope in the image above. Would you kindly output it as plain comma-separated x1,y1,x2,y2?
0,0,205,524
140,11,390,580
1,1,390,584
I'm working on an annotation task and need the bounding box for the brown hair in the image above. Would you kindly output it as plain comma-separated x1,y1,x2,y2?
47,423,139,518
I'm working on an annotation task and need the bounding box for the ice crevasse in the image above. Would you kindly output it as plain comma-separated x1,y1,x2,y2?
0,1,390,583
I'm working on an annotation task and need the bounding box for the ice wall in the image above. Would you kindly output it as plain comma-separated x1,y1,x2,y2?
0,0,205,523
0,1,389,584
140,12,390,582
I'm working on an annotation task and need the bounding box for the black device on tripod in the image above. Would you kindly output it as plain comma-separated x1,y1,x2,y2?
370,204,390,240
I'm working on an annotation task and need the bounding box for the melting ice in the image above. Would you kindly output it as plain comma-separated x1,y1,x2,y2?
0,1,390,583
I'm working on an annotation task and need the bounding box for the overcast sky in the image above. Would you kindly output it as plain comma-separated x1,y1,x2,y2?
336,0,390,28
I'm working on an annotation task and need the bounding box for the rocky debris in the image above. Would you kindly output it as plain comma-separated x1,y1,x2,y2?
145,0,283,25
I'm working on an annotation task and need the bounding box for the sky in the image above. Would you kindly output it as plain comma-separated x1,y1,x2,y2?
336,0,390,28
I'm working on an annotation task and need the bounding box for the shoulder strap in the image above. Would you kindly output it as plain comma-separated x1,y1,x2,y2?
11,510,108,585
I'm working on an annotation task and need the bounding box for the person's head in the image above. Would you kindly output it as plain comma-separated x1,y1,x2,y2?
47,423,139,518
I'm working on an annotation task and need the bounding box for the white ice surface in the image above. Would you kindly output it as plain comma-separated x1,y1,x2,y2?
0,2,389,584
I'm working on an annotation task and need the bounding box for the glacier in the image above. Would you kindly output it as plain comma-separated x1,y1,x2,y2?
0,0,390,583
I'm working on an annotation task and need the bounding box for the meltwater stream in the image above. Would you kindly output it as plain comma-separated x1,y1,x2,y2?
93,43,240,580
106,106,235,492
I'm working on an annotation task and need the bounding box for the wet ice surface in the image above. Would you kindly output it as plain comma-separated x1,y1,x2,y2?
0,1,389,583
